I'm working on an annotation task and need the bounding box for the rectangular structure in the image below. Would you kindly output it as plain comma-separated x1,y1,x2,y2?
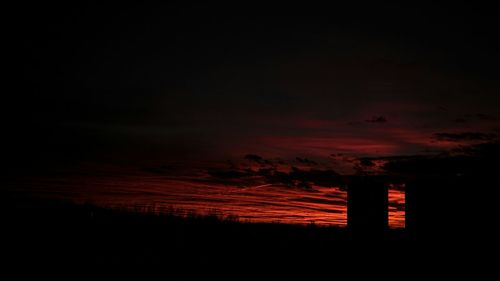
347,178,389,231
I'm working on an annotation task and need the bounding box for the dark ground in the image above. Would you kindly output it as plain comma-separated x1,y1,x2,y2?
1,191,493,279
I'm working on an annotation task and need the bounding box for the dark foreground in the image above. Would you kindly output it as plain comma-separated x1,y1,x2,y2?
1,193,493,278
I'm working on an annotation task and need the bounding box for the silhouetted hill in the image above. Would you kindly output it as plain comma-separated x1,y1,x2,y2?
2,192,493,278
1,193,409,274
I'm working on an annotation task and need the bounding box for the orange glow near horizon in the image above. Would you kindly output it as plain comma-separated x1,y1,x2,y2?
8,174,406,229
389,188,405,229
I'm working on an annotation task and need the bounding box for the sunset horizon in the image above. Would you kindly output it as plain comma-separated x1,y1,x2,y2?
5,2,499,276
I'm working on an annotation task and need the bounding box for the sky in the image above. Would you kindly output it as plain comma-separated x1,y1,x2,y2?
6,3,500,227
12,4,500,166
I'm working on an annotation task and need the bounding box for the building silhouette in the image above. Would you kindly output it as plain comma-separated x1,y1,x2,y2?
347,177,389,232
405,175,470,237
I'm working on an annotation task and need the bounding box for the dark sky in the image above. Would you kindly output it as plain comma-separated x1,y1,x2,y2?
10,3,500,172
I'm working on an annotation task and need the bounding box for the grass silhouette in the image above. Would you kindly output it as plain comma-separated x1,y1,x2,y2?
2,190,478,277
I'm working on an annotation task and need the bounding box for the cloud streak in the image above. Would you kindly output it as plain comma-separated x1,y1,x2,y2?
365,116,388,123
433,132,497,142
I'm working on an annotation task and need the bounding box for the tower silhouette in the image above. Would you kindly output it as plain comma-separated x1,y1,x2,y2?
347,177,389,232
